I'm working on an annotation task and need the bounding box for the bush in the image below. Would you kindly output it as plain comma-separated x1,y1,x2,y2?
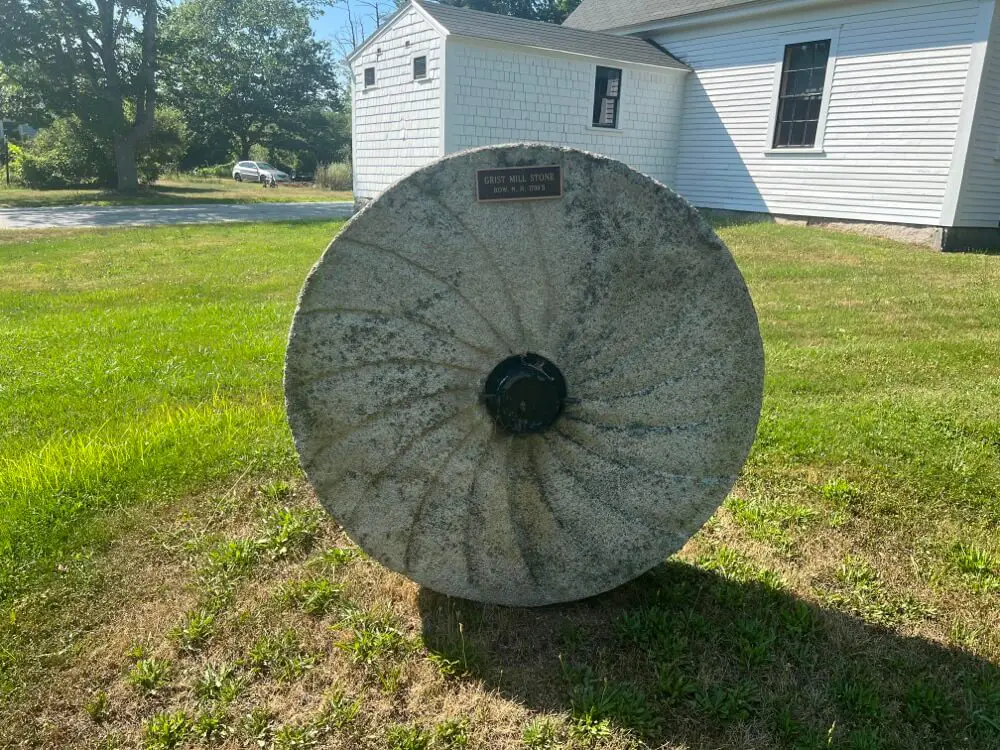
314,161,352,191
20,116,111,188
19,107,188,189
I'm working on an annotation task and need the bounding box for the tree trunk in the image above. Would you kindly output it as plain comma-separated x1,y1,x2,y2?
238,136,251,160
114,139,139,193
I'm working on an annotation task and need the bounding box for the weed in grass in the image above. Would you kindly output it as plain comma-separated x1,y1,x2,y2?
336,607,412,666
735,619,778,668
562,661,661,736
170,607,215,652
568,711,614,743
261,480,292,504
822,555,937,627
127,643,149,661
522,718,561,749
201,539,258,583
278,577,343,616
256,506,320,559
127,657,172,695
654,662,698,705
193,707,231,743
904,679,955,730
427,651,464,678
85,689,110,723
693,680,758,723
821,478,862,513
433,718,469,748
315,688,362,730
272,722,321,750
246,629,316,681
193,661,243,704
947,542,999,593
308,545,360,570
385,723,432,750
142,710,192,750
833,673,883,719
375,663,404,693
727,495,816,549
239,708,275,746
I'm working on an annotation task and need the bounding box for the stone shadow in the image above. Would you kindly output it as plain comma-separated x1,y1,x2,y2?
418,561,998,749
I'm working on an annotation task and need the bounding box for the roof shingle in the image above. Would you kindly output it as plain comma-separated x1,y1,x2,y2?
564,0,764,33
419,1,689,69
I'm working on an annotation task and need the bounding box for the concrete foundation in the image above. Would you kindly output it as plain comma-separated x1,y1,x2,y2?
700,208,1000,252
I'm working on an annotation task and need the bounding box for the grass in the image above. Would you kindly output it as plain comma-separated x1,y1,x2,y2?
0,220,998,748
0,175,352,208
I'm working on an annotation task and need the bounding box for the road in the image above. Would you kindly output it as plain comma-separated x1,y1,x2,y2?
0,201,354,230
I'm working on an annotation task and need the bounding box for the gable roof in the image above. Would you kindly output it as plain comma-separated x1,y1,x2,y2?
564,0,765,32
417,2,689,69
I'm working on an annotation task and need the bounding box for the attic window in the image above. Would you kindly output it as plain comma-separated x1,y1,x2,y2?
413,56,427,80
364,67,375,88
592,66,621,129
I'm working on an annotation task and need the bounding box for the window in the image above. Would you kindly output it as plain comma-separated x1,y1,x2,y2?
592,66,622,129
773,39,830,148
413,56,427,80
364,67,375,88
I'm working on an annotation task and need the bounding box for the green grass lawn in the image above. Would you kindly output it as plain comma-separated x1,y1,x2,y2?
0,176,352,208
0,222,997,749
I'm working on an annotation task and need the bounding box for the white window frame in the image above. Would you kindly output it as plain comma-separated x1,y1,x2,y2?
764,27,840,156
412,54,430,82
587,63,626,134
363,66,376,89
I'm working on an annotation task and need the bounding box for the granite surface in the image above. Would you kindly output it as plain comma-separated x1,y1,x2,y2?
284,145,764,606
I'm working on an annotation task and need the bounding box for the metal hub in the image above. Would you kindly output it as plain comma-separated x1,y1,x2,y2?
482,353,568,434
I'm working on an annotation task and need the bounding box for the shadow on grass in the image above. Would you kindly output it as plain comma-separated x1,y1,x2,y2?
419,561,999,749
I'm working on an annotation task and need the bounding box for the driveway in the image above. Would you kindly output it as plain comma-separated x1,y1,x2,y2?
0,201,354,230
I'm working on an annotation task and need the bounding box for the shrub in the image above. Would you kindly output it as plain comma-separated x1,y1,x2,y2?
19,107,187,188
20,116,111,188
314,161,352,190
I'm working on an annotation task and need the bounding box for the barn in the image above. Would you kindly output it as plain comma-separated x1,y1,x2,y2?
348,0,1000,250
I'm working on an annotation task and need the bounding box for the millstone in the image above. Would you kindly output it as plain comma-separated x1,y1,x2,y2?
284,145,764,607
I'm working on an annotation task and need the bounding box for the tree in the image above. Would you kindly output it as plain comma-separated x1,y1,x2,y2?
162,0,341,162
0,0,163,191
431,0,581,24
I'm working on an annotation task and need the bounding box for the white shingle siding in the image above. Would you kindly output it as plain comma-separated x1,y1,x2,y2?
444,39,686,186
351,6,444,199
955,2,1000,226
657,0,987,225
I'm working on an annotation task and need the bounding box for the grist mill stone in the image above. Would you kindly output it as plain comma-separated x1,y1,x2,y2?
284,144,764,607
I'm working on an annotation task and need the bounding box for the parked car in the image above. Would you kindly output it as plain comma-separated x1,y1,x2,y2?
232,161,290,183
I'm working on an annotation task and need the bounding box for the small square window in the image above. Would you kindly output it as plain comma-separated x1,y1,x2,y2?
413,56,427,80
364,67,375,88
592,66,622,129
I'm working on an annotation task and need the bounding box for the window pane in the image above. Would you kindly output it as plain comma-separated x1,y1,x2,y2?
806,97,822,120
364,67,375,87
791,121,806,146
413,56,426,79
804,121,818,147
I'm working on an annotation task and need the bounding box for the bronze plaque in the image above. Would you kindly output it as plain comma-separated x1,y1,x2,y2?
476,165,562,202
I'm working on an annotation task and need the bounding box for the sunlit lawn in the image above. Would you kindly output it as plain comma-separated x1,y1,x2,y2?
0,176,351,208
0,221,997,749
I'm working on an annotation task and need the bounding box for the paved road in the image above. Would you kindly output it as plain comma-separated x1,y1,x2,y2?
0,201,354,230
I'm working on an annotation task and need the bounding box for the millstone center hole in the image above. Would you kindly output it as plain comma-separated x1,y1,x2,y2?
482,353,568,435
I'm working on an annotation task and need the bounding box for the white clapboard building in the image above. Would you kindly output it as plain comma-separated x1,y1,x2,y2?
349,0,1000,249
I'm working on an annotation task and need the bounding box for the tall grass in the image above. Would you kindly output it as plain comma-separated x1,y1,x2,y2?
314,161,352,191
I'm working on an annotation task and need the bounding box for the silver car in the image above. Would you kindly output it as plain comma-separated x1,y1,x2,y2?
232,161,290,183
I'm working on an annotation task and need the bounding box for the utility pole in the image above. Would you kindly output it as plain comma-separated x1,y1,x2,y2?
4,137,8,187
